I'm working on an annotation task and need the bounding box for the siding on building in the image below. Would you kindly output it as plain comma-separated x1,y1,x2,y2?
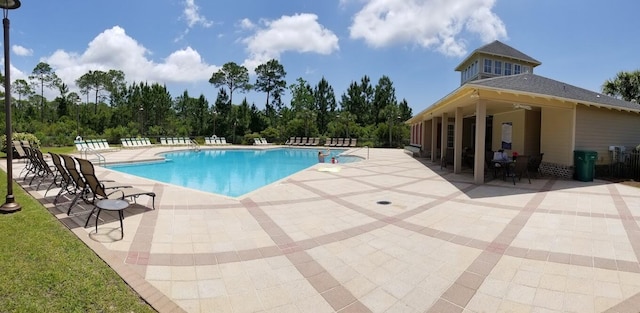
575,106,640,164
524,110,541,156
540,107,574,165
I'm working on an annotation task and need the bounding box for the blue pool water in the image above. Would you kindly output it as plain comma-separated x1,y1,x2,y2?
107,148,357,197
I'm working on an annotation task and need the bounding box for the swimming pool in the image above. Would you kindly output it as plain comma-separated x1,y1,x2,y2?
107,148,358,197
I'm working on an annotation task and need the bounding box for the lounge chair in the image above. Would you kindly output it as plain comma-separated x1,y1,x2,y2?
12,140,27,160
49,152,79,206
349,138,357,147
285,137,294,145
160,137,168,145
332,138,343,147
341,138,351,147
19,145,37,180
61,154,129,215
324,138,333,146
77,157,156,208
76,158,156,230
24,147,56,190
298,137,308,146
220,137,227,144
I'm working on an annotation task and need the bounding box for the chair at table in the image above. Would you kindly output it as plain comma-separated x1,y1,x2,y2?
508,155,531,185
528,153,544,178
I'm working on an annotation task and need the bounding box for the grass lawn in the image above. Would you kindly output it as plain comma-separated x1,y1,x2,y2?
0,168,156,312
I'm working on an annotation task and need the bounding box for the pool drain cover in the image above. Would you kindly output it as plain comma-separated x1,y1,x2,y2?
376,200,391,205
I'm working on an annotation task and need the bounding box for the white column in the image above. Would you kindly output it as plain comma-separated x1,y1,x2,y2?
454,107,463,173
474,100,487,183
431,117,438,162
440,113,448,164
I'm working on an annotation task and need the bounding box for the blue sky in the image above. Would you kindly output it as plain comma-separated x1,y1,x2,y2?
6,0,640,114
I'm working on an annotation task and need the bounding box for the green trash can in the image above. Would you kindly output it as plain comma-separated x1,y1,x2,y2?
574,150,598,182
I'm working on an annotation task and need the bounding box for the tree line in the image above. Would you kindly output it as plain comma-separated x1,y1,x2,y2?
0,60,412,147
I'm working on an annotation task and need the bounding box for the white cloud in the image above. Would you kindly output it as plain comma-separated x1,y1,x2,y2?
238,18,255,30
348,0,507,57
241,13,339,71
12,45,33,56
183,0,213,28
41,26,218,97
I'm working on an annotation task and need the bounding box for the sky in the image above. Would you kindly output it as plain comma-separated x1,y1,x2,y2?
6,0,640,115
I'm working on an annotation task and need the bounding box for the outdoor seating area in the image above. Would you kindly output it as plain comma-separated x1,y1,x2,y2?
120,137,153,148
203,136,228,145
324,137,357,147
29,150,156,237
284,137,320,146
8,147,640,312
74,139,117,152
159,137,195,145
485,150,536,185
252,137,271,145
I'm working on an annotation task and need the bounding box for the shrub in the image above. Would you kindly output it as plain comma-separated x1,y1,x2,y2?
0,132,41,152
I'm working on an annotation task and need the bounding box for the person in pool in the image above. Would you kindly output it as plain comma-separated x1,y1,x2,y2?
318,149,330,163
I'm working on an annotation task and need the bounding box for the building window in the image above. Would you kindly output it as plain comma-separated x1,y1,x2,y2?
447,124,454,148
504,63,512,75
523,66,530,73
494,61,502,75
514,64,521,74
484,59,492,73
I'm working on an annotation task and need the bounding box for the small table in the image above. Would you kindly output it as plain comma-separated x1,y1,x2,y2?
491,159,514,180
92,199,129,239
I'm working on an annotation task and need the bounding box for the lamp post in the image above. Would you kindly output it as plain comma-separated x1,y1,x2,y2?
388,114,393,148
0,0,20,214
212,110,217,137
138,106,144,135
232,119,237,144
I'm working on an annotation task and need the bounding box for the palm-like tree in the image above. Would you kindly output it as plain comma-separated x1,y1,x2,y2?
602,70,640,103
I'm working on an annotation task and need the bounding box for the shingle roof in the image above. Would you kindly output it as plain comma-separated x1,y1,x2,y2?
468,73,640,111
455,40,541,71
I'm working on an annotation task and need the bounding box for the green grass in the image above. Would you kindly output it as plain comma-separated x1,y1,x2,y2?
0,170,156,313
39,146,77,155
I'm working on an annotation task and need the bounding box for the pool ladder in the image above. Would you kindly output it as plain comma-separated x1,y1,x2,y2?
81,147,106,166
340,145,369,160
189,138,200,152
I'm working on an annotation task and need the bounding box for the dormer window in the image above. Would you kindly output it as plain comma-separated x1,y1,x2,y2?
484,59,492,73
514,64,521,74
504,63,512,75
494,61,502,75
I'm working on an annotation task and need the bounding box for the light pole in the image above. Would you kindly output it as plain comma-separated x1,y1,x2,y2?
0,0,20,214
76,98,79,136
139,106,144,135
388,114,393,148
232,119,237,144
212,110,217,137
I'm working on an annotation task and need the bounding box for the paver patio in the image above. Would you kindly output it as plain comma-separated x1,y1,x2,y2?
8,146,640,312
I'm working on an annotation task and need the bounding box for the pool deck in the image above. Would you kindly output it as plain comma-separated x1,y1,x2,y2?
8,145,640,313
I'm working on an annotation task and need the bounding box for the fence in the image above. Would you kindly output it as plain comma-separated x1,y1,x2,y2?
608,150,640,181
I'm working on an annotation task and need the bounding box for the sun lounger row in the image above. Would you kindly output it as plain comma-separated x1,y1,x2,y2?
285,137,320,146
253,138,271,145
159,137,193,145
121,137,152,148
204,137,229,145
75,139,117,152
45,152,155,238
324,138,357,147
